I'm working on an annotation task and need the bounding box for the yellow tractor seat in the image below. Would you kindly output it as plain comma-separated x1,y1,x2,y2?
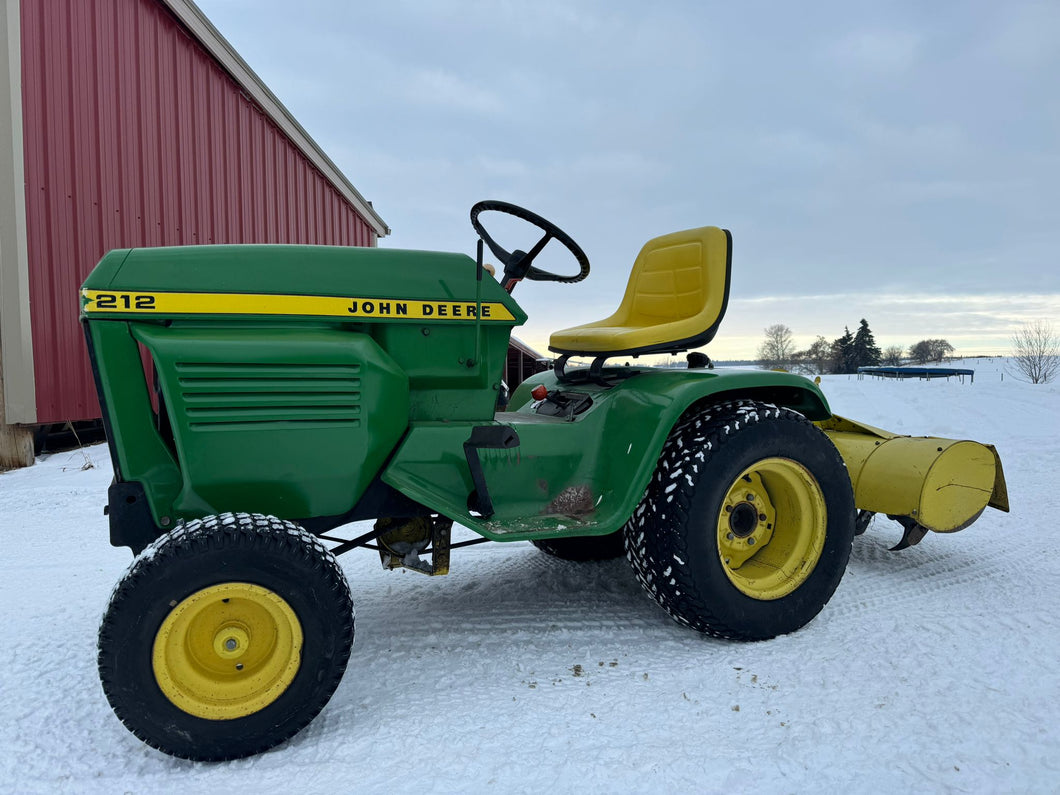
549,226,732,359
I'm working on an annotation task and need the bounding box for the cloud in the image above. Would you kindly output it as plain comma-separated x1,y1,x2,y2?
831,28,923,75
475,156,533,179
989,3,1060,68
754,129,840,167
398,68,505,116
193,0,1059,357
563,151,666,179
714,291,1060,357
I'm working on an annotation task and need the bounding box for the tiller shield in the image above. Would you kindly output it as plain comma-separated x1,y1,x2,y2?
818,416,1009,549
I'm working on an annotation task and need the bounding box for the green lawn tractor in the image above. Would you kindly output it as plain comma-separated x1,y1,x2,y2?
82,200,1008,760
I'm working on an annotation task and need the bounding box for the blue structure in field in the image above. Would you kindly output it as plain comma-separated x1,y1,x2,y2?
857,366,975,383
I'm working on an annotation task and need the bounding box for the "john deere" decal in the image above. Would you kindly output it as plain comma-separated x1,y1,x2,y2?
80,290,516,322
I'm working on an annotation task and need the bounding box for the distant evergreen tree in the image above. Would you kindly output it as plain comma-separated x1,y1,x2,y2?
851,319,881,369
830,326,856,374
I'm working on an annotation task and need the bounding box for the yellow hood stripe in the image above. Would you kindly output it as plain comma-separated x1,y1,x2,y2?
81,289,515,322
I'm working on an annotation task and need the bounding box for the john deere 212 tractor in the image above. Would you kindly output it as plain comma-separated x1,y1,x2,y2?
82,201,1008,760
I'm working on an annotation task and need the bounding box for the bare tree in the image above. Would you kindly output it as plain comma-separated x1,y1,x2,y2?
792,336,832,375
881,345,905,366
757,324,795,370
1010,320,1060,384
909,338,954,364
930,339,955,362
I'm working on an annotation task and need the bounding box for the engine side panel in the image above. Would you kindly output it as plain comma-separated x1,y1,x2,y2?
134,324,409,519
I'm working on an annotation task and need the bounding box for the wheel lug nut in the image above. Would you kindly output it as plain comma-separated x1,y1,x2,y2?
759,513,767,522
725,505,733,513
746,494,755,501
747,537,756,545
726,532,735,540
225,638,238,651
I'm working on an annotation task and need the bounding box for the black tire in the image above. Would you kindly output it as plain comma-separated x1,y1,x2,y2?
531,531,626,561
98,513,354,761
625,401,855,640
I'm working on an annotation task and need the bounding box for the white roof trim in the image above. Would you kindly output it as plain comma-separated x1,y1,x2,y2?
510,336,548,360
163,0,389,238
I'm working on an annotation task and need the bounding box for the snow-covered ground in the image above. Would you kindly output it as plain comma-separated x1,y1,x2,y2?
2,364,1057,793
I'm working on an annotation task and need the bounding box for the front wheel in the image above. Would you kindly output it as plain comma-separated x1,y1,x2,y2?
98,513,355,760
625,401,855,640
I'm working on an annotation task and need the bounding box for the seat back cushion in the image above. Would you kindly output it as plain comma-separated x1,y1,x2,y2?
548,226,731,356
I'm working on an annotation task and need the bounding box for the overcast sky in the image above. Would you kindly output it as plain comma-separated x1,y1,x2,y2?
196,0,1059,360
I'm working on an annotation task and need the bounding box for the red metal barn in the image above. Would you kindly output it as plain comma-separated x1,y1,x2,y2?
505,336,550,389
0,0,388,468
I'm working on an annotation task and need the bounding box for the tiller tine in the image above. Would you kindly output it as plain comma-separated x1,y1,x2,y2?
888,516,929,551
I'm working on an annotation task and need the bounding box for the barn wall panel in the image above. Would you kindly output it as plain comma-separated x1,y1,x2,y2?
20,0,377,423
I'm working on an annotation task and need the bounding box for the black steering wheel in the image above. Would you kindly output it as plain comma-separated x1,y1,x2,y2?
470,200,590,293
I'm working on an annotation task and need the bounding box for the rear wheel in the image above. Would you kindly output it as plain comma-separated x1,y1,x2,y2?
98,513,354,760
531,531,625,561
625,401,855,640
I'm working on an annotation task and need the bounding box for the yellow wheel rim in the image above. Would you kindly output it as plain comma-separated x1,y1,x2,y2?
152,582,303,720
716,457,827,600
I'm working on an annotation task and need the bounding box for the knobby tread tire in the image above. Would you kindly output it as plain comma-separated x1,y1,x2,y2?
531,531,626,561
623,400,855,640
98,512,355,761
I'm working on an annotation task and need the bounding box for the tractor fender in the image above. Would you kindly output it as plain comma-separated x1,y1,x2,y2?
573,368,831,536
511,366,830,420
384,368,831,542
